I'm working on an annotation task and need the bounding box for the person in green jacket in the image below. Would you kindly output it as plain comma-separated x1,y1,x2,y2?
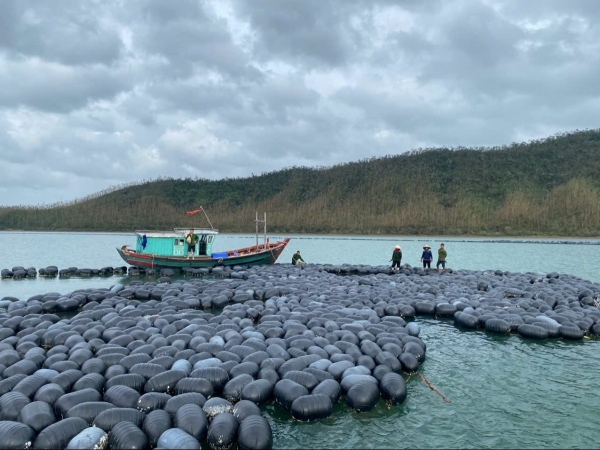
185,229,199,258
390,245,402,270
436,243,447,271
292,250,306,265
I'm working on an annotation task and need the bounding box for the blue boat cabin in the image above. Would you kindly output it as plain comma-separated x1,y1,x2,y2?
134,228,218,257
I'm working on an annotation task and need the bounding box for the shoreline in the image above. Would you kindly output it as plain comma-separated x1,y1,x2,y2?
0,229,598,241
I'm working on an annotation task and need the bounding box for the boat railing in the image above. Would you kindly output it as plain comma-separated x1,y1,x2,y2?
173,228,219,235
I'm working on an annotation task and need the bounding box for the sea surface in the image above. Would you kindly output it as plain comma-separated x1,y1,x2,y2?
1,232,600,449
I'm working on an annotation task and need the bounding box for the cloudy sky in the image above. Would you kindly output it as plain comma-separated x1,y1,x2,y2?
1,0,599,206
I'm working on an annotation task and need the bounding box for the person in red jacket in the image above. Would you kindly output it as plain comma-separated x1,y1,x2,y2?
390,245,402,270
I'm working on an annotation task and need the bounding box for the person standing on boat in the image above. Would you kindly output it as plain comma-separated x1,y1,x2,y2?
390,245,402,271
292,250,305,265
421,245,433,269
185,229,199,258
436,243,447,271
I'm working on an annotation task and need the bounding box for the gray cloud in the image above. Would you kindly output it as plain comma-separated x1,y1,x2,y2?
0,0,599,206
0,1,123,66
129,0,262,81
232,0,364,67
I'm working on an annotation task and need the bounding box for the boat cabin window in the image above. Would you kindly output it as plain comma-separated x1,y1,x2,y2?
208,235,214,243
175,239,184,246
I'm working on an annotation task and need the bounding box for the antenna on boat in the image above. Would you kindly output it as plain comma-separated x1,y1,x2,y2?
203,208,215,230
187,206,214,230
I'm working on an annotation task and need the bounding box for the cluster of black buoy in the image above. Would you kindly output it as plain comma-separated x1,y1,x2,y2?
0,263,599,449
128,266,224,279
322,264,600,340
1,264,244,281
323,263,457,277
0,265,426,449
1,266,131,280
123,266,253,279
0,301,276,448
1,267,38,279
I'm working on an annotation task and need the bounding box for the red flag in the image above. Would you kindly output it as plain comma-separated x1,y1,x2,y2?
186,208,203,215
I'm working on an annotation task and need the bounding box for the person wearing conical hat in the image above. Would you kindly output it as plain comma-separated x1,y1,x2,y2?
421,245,433,269
390,245,402,271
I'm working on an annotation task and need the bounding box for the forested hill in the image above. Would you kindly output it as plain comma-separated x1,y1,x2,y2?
2,130,600,236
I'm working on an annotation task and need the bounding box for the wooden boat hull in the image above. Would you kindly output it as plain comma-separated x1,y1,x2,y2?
117,238,290,269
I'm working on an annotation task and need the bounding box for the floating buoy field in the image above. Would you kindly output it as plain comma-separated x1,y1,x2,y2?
0,262,599,449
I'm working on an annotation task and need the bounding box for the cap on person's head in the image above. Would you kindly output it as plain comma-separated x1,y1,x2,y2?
394,245,400,249
424,245,431,249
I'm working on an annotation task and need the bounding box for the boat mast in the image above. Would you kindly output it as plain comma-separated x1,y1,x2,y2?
254,212,267,250
255,212,259,248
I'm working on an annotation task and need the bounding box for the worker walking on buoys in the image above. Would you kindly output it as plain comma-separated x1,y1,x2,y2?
185,229,199,259
390,245,402,271
436,243,447,271
292,250,306,265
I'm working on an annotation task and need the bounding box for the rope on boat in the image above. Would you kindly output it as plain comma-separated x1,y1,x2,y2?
418,373,451,403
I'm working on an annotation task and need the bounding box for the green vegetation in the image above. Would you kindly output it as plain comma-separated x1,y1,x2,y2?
2,129,600,236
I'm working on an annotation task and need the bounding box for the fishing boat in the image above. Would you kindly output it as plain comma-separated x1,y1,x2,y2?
116,209,290,269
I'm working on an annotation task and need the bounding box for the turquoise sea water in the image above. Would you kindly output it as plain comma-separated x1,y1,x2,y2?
1,232,599,299
1,232,600,449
